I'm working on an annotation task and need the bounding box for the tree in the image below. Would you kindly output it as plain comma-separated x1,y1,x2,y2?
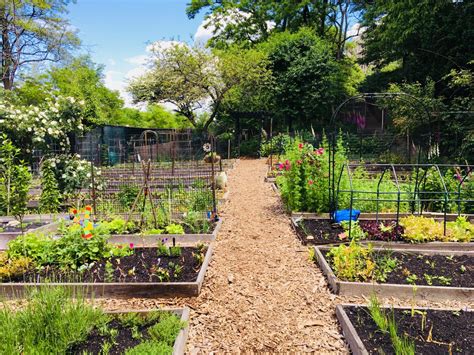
112,105,191,129
261,28,357,130
360,0,474,87
48,57,123,126
0,0,80,90
187,0,362,57
128,43,271,131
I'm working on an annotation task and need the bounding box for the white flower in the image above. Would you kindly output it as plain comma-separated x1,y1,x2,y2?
203,143,211,152
86,173,91,178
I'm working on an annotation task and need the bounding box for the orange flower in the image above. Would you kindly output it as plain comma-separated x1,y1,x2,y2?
85,205,92,212
82,233,93,240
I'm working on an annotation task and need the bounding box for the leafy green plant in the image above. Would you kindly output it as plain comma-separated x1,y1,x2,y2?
10,164,31,232
400,215,473,242
165,223,185,235
327,240,376,282
368,295,415,355
154,267,170,282
183,211,211,233
340,221,367,241
0,252,31,280
117,185,140,209
0,287,106,354
39,159,61,213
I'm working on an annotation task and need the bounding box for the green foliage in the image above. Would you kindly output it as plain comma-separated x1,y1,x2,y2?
9,163,31,227
183,211,211,234
117,185,140,209
400,216,473,243
368,295,415,355
7,224,133,270
147,312,186,346
340,221,367,241
0,287,105,354
260,133,292,157
0,252,31,280
113,105,191,129
48,56,123,126
165,224,185,235
39,159,61,213
327,240,376,282
125,341,172,355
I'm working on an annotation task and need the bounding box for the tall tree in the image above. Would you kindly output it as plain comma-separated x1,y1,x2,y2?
360,0,473,87
128,43,271,131
0,0,79,90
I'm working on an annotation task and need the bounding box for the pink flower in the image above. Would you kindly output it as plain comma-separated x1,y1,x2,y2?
129,243,134,249
308,180,314,185
296,159,302,165
277,163,284,170
338,232,348,240
284,160,291,171
298,143,304,150
315,147,325,156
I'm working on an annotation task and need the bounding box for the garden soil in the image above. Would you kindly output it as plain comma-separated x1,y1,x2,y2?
87,159,472,353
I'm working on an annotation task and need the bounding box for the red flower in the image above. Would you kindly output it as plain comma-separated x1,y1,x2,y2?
296,160,302,165
308,179,314,185
298,143,304,150
82,233,93,240
85,206,92,212
72,209,78,215
314,147,325,156
129,243,134,249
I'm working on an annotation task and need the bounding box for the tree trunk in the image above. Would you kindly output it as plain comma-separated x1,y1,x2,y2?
1,12,14,90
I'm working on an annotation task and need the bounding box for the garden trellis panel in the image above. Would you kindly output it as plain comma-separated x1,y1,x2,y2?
334,163,474,236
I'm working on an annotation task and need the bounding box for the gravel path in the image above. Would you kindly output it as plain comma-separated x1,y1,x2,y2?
95,158,471,353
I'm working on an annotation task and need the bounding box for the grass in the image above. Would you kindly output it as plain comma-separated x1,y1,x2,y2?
368,295,415,355
0,287,186,354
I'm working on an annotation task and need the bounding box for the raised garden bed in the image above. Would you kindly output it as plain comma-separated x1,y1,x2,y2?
292,216,474,250
337,304,473,355
314,246,474,301
0,243,213,299
0,216,61,247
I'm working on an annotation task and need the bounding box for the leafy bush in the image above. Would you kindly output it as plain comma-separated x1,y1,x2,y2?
118,185,140,209
7,224,133,270
260,133,292,156
165,224,185,235
0,252,31,280
39,159,61,213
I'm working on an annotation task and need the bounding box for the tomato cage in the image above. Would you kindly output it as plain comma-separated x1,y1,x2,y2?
333,163,474,236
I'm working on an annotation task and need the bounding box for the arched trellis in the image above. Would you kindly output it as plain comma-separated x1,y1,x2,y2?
328,92,433,219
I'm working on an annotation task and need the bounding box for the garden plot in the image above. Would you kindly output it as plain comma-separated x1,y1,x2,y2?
313,245,473,301
292,214,474,250
337,303,473,355
0,287,190,354
0,215,61,246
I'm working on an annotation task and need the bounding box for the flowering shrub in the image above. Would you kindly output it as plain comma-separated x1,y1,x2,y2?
43,154,105,201
0,95,86,154
278,133,346,212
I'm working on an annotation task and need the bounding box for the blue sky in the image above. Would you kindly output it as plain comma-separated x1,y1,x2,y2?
68,0,208,104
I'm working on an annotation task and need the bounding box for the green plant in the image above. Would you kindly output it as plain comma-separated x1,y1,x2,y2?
39,159,61,213
183,211,211,233
125,341,173,355
0,252,31,280
143,228,164,235
118,185,140,209
400,215,473,243
105,261,114,282
0,135,20,216
406,274,418,285
165,223,185,235
374,254,398,282
147,312,186,345
327,240,376,281
169,261,183,279
157,241,170,257
154,267,170,282
368,295,415,355
101,218,137,235
169,245,182,257
340,221,367,241
0,287,106,354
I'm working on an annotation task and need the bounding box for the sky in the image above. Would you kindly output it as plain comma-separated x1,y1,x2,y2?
67,0,212,106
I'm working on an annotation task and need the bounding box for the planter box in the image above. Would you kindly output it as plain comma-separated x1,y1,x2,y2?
265,176,277,183
291,216,474,250
108,217,223,247
336,304,473,355
314,246,474,302
0,243,213,299
106,307,190,355
0,216,62,249
291,211,474,222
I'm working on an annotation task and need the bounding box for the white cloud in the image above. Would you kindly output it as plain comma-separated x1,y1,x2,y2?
108,58,116,66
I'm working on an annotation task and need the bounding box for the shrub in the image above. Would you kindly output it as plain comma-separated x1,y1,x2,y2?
39,159,61,213
327,240,376,282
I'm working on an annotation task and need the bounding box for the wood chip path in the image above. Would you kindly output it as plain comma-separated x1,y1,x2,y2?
97,158,470,353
